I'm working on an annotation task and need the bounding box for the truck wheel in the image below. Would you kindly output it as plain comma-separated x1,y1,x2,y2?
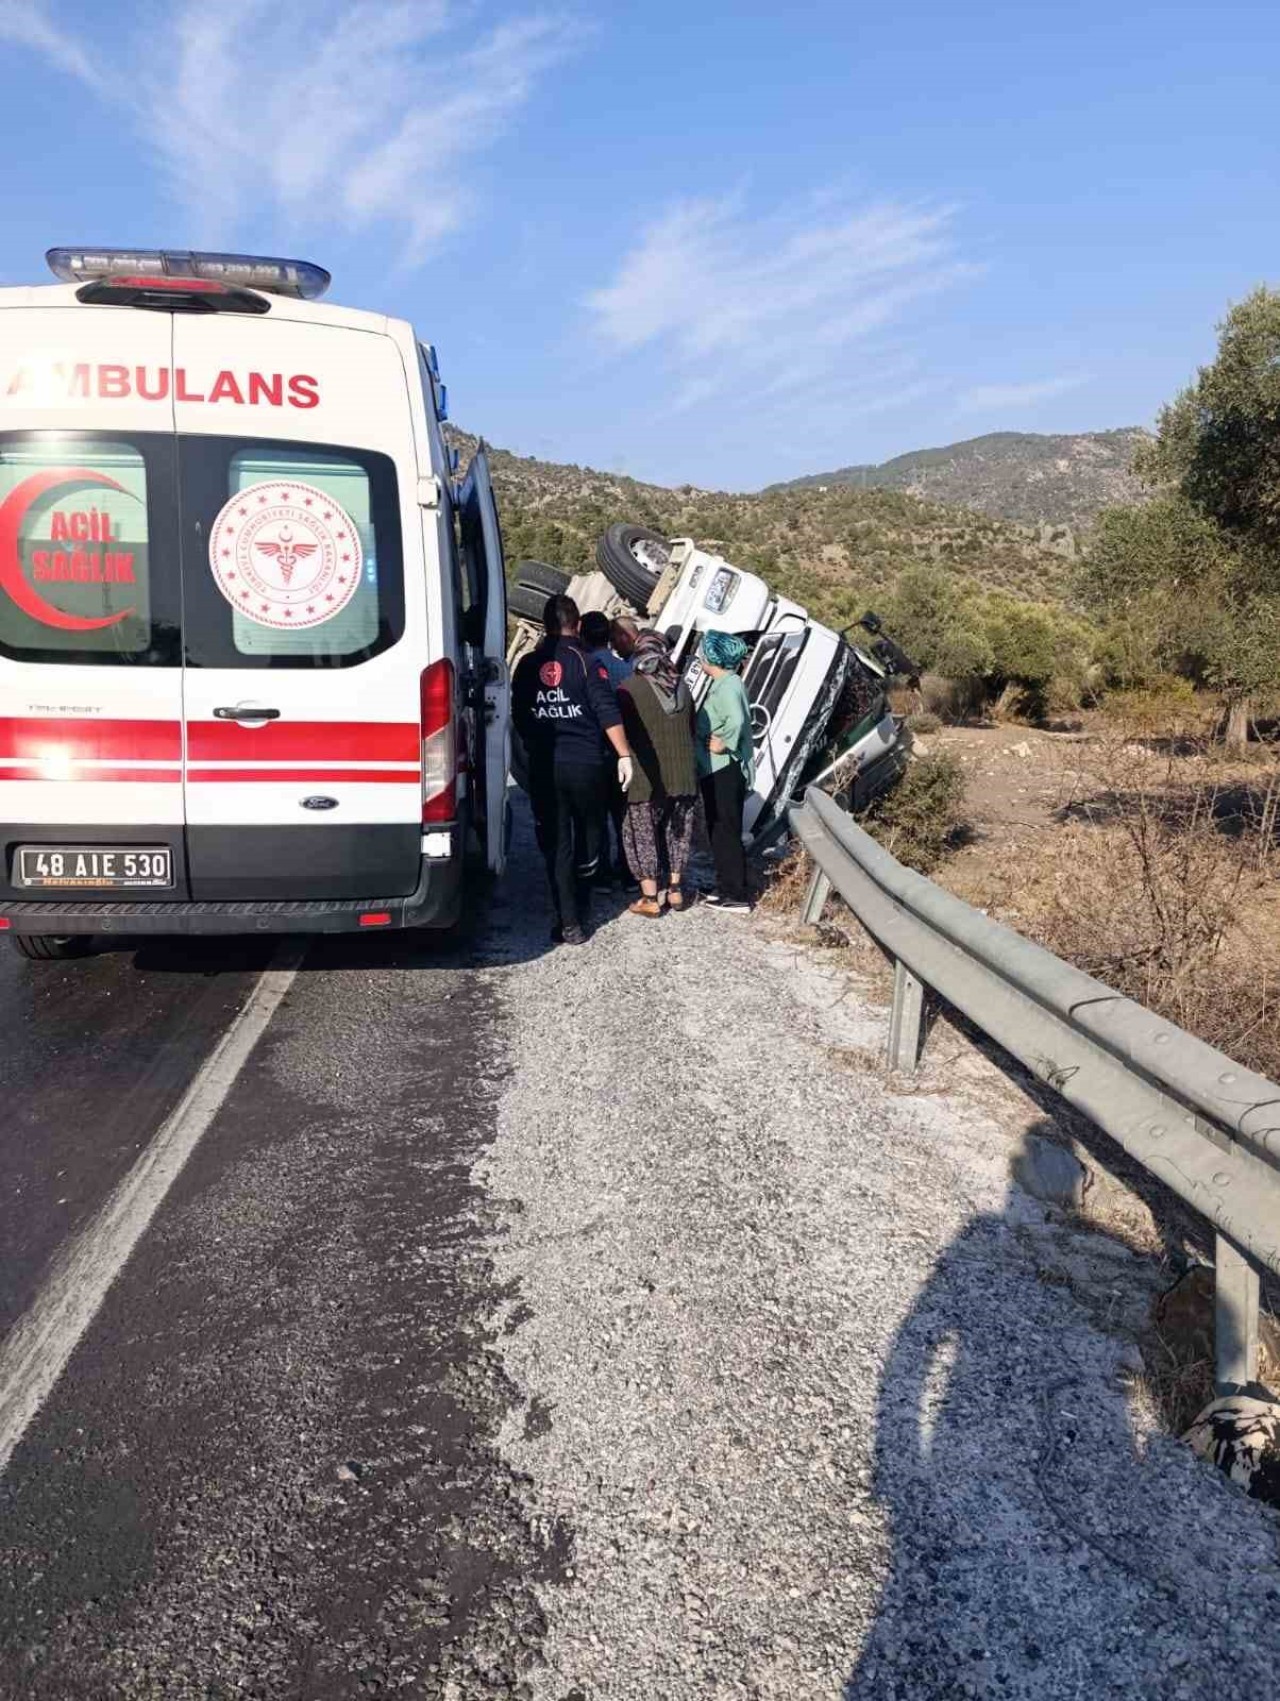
11,933,93,961
508,582,552,622
596,523,671,613
514,560,570,597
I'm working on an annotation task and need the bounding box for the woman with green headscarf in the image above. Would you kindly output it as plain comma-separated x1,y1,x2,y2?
695,630,754,911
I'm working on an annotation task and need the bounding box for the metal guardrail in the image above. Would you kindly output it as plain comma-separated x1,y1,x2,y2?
790,784,1280,1396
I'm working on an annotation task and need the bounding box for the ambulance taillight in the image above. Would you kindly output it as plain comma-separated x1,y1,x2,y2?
420,660,457,825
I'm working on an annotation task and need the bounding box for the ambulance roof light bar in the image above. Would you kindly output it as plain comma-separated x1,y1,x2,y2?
46,248,331,301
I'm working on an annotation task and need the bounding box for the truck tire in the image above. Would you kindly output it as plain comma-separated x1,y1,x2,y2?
509,582,552,622
596,523,671,613
11,933,93,961
514,560,569,597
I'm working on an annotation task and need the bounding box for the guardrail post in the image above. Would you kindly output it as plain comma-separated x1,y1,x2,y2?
1214,1233,1260,1393
801,867,831,926
887,959,925,1073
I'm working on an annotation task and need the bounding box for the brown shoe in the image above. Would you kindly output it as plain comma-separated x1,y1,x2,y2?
667,885,686,911
628,897,663,918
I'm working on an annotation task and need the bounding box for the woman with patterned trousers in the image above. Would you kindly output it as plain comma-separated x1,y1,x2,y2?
616,631,699,917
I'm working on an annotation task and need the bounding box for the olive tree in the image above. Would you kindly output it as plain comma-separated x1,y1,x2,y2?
1094,287,1280,744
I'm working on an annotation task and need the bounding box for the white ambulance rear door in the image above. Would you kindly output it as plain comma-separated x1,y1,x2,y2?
456,447,510,876
0,304,187,899
172,312,430,902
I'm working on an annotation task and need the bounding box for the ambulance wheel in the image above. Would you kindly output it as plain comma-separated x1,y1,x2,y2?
11,933,93,961
509,582,552,622
514,560,570,597
596,523,671,614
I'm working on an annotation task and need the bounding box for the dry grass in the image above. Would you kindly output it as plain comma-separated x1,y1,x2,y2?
1025,729,1280,1079
1139,1322,1217,1436
1141,1265,1280,1433
941,724,1280,1080
758,845,816,917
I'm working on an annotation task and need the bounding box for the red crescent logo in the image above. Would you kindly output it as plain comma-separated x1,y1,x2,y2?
0,468,135,631
539,660,563,688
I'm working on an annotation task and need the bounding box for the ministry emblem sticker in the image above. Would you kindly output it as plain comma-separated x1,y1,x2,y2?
208,480,363,629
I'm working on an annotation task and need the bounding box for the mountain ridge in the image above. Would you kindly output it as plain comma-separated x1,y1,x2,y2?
448,428,1081,630
766,427,1150,529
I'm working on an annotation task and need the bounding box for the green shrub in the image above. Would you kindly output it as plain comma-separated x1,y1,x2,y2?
861,752,968,873
1100,677,1203,733
907,710,943,734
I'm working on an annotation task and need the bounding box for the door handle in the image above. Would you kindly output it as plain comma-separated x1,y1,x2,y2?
213,705,281,722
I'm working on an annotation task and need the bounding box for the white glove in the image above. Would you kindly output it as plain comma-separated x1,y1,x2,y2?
617,756,634,792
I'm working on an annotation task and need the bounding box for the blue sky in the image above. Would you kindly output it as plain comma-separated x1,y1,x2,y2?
1,0,1278,490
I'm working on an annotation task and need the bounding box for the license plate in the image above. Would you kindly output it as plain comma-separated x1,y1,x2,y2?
15,845,174,890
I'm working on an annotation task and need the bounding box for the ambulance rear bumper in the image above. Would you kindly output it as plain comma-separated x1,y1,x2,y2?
0,852,463,938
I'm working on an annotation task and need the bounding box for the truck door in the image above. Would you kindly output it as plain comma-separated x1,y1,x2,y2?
0,309,190,905
172,316,426,901
457,448,510,876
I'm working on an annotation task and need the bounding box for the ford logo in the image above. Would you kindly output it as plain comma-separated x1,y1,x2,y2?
301,795,339,811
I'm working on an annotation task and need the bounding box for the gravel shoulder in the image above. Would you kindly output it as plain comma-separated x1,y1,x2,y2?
484,805,1280,1700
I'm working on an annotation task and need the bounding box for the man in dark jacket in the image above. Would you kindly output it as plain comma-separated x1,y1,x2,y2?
512,595,634,944
580,608,635,889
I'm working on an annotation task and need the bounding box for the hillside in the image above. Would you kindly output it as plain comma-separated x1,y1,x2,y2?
769,429,1150,531
452,431,1077,633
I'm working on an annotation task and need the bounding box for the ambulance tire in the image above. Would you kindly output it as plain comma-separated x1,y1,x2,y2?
596,524,670,614
508,583,552,622
11,933,93,961
514,560,569,597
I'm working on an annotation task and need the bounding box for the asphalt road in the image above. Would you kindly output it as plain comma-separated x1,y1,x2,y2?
0,879,564,1699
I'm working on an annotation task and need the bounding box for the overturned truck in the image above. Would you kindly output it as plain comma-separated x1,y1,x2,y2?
507,524,917,844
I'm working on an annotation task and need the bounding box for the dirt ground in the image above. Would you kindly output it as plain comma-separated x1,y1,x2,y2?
920,716,1280,971
918,720,1085,876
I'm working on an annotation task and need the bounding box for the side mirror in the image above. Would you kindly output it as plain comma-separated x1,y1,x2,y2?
435,382,448,422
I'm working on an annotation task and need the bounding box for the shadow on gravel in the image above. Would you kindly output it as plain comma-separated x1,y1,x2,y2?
844,1182,1280,1701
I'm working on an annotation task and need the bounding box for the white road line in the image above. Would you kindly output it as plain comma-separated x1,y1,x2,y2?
0,940,305,1476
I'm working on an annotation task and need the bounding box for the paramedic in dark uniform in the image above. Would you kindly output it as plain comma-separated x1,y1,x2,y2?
513,595,634,944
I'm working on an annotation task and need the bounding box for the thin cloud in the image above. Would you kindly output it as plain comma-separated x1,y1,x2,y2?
0,0,104,88
957,374,1087,413
586,194,978,421
9,0,575,263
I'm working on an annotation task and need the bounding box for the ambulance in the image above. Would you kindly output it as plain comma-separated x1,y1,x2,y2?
0,249,510,959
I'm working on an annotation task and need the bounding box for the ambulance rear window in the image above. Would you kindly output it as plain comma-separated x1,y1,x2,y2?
179,436,404,671
0,433,178,667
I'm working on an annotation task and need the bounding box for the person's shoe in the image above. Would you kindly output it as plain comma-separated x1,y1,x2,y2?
666,885,686,911
705,894,752,913
550,922,564,944
561,922,587,945
628,896,663,918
